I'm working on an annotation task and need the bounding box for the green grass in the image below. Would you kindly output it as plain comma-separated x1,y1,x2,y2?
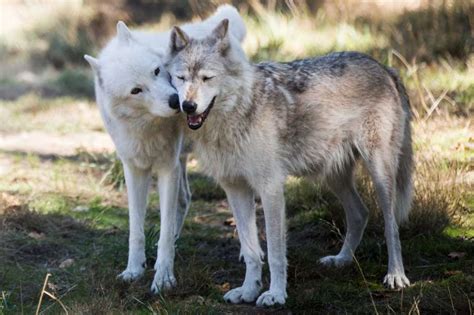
0,137,472,314
1,185,472,313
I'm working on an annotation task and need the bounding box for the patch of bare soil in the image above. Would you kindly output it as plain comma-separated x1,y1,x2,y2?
0,130,114,156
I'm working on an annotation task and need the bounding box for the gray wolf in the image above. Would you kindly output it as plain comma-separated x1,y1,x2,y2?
165,19,413,306
83,6,246,293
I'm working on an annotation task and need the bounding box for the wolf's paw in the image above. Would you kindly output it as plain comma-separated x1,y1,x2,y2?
383,273,410,289
256,290,287,307
224,284,262,304
117,266,145,282
150,267,177,294
319,254,352,267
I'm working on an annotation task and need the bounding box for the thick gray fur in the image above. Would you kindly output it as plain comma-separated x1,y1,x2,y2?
166,21,413,306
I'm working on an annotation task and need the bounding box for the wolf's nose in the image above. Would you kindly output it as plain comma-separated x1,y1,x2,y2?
182,100,197,114
168,94,180,110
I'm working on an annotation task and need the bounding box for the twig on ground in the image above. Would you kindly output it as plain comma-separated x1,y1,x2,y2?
35,273,50,315
35,273,69,315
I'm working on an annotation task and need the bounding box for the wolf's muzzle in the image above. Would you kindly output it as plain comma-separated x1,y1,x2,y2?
168,94,180,111
186,96,216,130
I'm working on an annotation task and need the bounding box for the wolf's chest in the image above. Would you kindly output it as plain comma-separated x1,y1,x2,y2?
106,117,180,170
195,142,247,182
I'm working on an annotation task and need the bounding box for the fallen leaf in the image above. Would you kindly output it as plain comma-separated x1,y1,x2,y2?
448,252,466,259
47,282,59,292
59,258,75,268
224,217,236,227
28,231,45,240
217,282,230,293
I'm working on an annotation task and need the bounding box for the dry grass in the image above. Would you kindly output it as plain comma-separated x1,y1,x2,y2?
0,95,104,134
0,102,471,314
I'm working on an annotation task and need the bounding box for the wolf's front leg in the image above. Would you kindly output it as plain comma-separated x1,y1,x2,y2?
256,183,288,307
221,180,263,304
151,166,180,293
118,162,151,281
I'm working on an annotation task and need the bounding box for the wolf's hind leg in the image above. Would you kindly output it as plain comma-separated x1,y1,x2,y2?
320,166,369,267
221,180,263,304
365,149,410,289
175,154,191,239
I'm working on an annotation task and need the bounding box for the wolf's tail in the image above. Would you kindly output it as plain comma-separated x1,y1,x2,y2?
388,68,414,225
210,5,247,42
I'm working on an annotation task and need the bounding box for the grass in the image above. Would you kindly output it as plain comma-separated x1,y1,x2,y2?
0,114,472,313
0,1,473,314
0,94,103,134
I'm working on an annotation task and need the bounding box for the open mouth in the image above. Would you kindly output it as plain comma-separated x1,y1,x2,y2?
186,96,216,130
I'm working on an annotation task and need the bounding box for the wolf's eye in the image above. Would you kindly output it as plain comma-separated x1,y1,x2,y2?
154,67,160,76
176,76,185,81
202,76,214,82
131,87,142,95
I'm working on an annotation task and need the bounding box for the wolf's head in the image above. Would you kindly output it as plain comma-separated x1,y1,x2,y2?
166,19,249,130
85,22,179,120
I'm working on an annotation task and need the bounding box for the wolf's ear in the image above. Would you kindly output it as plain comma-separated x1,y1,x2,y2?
116,21,132,43
212,19,230,55
170,26,189,53
84,55,100,73
212,19,229,40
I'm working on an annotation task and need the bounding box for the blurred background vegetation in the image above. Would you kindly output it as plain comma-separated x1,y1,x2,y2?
0,0,472,115
0,1,473,314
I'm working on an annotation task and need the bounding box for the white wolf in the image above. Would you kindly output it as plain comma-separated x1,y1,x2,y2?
165,20,413,306
84,6,246,293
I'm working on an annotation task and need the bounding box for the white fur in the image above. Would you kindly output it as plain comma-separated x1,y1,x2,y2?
84,5,246,293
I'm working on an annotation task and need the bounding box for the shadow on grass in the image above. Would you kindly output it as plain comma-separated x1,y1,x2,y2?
287,213,473,313
0,149,112,165
1,175,472,314
0,205,128,314
0,198,241,314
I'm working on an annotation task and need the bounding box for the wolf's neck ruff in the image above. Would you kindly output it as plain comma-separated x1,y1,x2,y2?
185,62,256,140
187,60,302,148
110,101,175,134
